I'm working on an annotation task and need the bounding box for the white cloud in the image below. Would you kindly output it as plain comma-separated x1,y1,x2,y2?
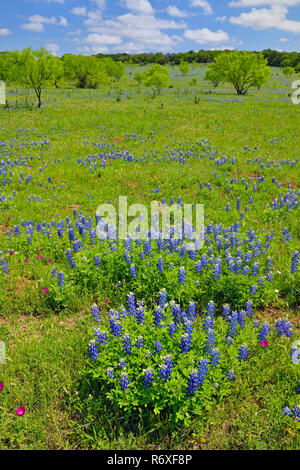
71,7,87,16
229,0,300,6
230,5,300,33
280,37,288,41
166,5,189,18
21,14,68,32
45,42,60,55
210,45,235,50
92,0,106,9
59,16,68,27
0,28,12,36
190,0,213,15
84,33,122,45
82,9,186,52
121,0,154,15
77,45,109,54
184,28,230,44
216,16,227,22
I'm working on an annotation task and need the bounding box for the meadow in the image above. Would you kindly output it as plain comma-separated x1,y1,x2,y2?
0,64,299,450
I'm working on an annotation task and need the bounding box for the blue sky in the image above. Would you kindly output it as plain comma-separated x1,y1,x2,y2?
0,0,300,56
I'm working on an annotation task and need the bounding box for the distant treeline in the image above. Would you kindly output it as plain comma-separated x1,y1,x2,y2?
93,49,300,68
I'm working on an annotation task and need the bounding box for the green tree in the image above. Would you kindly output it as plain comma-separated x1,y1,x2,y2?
50,57,64,88
143,64,169,97
282,66,295,78
0,52,16,82
134,72,143,85
63,55,110,89
205,50,271,95
12,48,61,107
179,61,189,76
204,66,222,88
102,58,125,81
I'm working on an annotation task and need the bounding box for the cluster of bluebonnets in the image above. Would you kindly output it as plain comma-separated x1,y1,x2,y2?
0,123,299,424
86,289,296,414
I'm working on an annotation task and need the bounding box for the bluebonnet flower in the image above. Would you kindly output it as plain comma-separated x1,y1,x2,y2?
209,348,220,368
171,302,181,325
204,328,215,354
118,358,126,368
120,372,130,391
202,315,213,331
135,305,145,324
94,255,101,267
168,321,176,338
157,257,164,272
127,292,136,316
251,262,259,276
180,333,192,353
158,359,172,382
258,322,270,342
0,258,9,275
213,257,222,280
123,250,132,264
67,248,76,269
183,319,194,336
236,198,241,210
222,304,230,319
57,271,64,288
264,257,273,273
238,310,246,328
135,336,144,349
158,288,167,309
94,329,108,345
206,300,215,317
106,367,115,379
282,227,292,242
88,340,99,361
237,344,249,362
51,267,57,278
226,369,236,381
246,300,254,319
188,301,196,320
250,285,257,296
91,304,101,322
129,264,137,279
110,319,122,338
283,405,300,420
144,238,152,256
143,368,154,388
198,357,208,387
187,369,200,396
163,354,173,368
291,251,299,273
195,261,202,273
123,333,132,355
154,340,163,353
153,306,163,327
275,319,293,338
178,266,186,285
226,311,239,339
282,406,291,417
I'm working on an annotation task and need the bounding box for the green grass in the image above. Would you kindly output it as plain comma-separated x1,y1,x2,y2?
0,65,299,449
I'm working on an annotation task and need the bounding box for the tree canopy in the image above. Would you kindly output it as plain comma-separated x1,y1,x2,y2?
204,50,271,95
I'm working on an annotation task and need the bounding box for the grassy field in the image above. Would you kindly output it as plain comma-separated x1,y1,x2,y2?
0,64,299,450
